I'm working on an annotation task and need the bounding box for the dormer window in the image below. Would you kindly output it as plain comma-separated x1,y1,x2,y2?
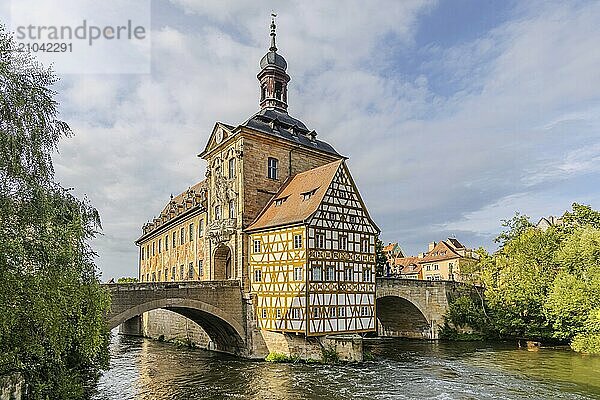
274,196,289,206
301,188,318,201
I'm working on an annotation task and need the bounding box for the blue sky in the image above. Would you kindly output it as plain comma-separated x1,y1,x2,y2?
2,0,599,280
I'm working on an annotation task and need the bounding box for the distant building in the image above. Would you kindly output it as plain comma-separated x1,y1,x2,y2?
382,242,404,275
420,239,479,281
385,238,479,281
393,256,422,279
536,216,563,232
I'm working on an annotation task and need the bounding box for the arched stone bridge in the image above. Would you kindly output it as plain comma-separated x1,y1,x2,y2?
104,278,466,357
376,278,463,339
104,281,249,356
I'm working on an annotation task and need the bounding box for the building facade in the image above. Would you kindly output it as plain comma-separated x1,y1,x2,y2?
135,18,378,342
247,160,379,336
387,238,478,281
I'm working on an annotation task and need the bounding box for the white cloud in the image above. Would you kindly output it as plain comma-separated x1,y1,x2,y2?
3,1,600,278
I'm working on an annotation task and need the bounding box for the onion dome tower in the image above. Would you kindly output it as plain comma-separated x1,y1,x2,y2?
258,15,290,111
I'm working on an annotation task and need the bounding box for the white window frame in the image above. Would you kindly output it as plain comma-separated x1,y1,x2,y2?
267,157,278,179
293,234,303,249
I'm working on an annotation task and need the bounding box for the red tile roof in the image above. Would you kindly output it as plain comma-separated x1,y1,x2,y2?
246,160,343,232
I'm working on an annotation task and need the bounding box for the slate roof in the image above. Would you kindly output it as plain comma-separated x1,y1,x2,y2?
137,180,207,243
241,108,341,156
246,160,344,232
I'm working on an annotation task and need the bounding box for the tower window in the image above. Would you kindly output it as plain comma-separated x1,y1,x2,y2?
229,200,236,219
215,205,222,220
261,85,266,101
228,158,235,179
267,157,278,179
274,82,283,100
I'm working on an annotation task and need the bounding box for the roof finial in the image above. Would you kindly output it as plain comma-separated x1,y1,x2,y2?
269,13,277,52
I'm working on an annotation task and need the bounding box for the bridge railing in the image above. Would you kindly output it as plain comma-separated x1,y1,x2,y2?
102,280,241,291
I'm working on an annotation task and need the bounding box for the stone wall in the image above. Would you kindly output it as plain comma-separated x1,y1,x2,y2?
141,309,212,349
259,330,363,362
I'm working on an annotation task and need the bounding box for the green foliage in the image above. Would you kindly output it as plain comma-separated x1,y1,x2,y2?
494,212,533,248
446,205,600,352
321,345,340,363
559,203,600,234
117,277,138,283
0,26,109,397
265,352,298,363
375,237,387,276
570,308,600,354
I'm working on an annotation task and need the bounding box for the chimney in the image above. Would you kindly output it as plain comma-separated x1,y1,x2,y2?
428,242,436,252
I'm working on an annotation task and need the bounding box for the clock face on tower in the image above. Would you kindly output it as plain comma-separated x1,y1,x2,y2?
216,128,224,144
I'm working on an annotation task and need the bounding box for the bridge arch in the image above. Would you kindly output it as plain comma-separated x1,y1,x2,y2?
376,295,432,339
108,297,245,355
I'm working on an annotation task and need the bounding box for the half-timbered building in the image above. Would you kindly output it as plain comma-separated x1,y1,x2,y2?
247,160,379,336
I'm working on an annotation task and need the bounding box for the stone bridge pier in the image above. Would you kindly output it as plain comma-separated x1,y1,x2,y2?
376,278,460,339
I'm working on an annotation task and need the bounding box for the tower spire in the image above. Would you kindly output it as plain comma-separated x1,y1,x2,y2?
269,13,277,52
258,13,290,112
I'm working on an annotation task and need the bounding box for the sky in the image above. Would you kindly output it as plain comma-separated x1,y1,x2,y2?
2,0,600,280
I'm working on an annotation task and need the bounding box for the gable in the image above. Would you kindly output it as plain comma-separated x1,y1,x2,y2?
198,122,235,159
307,162,379,234
422,241,461,262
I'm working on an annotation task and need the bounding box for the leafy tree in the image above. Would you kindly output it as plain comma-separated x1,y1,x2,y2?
559,203,600,234
375,237,387,276
494,212,533,248
117,277,138,283
545,227,600,341
0,26,109,397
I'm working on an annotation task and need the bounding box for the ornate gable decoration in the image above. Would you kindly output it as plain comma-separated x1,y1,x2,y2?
199,123,234,159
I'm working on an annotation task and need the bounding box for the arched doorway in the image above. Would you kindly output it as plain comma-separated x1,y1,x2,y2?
376,296,431,339
214,244,232,280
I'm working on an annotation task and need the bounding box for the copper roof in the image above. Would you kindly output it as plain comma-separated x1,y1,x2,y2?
246,160,344,231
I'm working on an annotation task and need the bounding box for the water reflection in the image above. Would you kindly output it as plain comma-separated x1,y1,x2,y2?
91,334,600,400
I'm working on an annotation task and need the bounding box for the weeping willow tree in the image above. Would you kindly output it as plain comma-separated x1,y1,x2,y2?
0,26,110,398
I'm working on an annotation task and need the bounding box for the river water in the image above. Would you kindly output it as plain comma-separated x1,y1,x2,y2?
90,333,600,399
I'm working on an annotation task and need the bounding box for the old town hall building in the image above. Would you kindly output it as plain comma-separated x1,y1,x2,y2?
135,19,379,339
